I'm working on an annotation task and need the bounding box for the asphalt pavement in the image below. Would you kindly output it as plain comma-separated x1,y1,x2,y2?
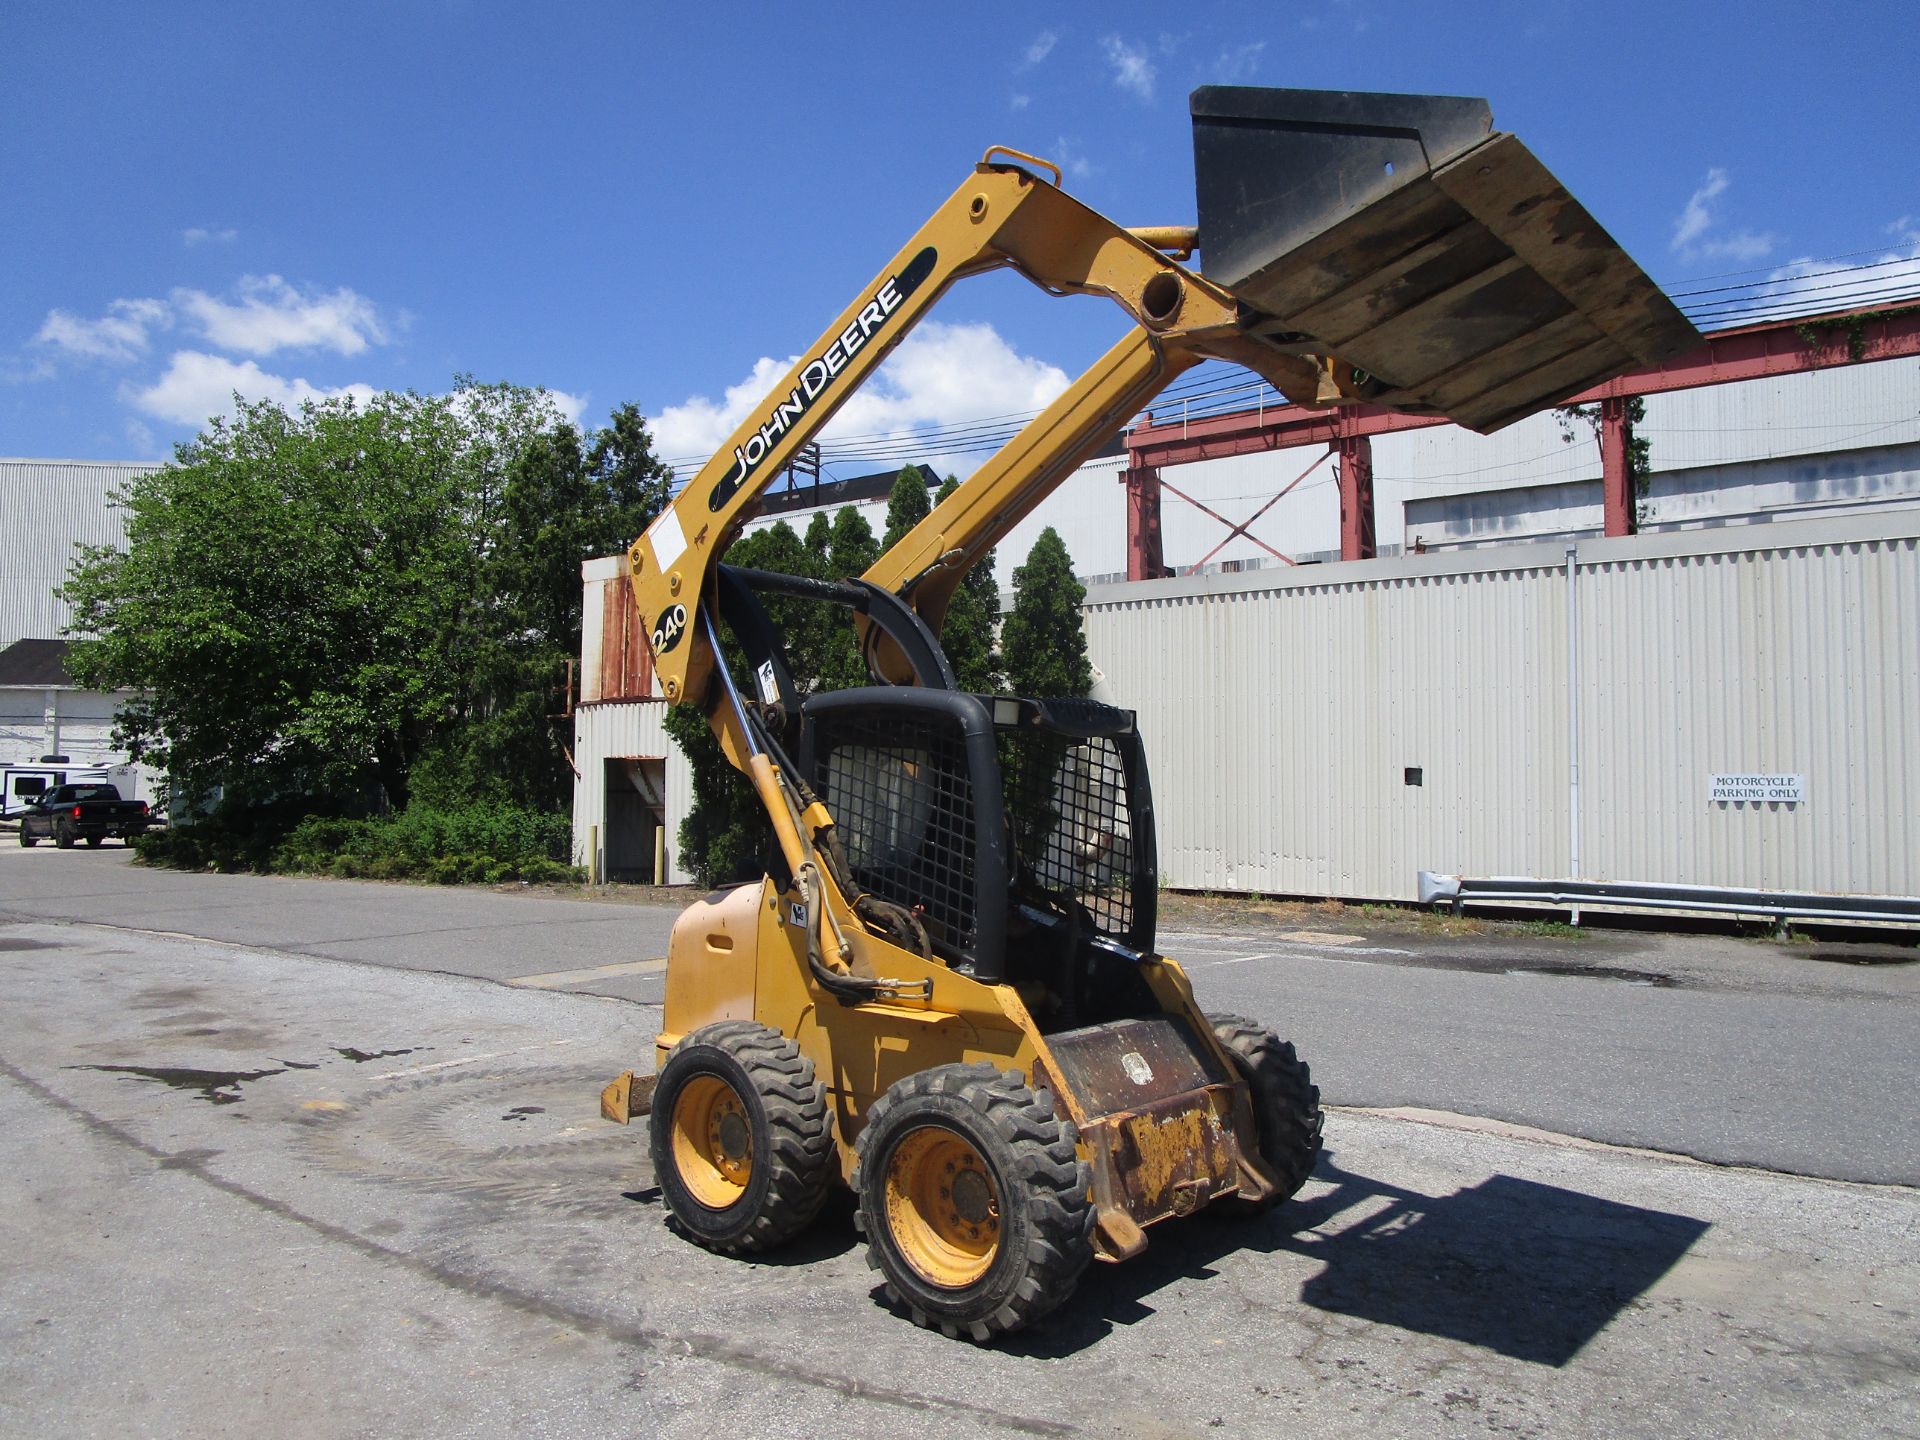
2,844,1914,1182
2,914,1914,1439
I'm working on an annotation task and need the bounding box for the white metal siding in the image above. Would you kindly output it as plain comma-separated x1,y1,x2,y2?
570,700,695,885
1,458,157,644
1,686,116,753
1084,511,1920,901
1579,532,1920,896
1640,356,1920,473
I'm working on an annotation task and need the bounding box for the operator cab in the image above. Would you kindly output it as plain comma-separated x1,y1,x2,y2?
799,687,1161,1031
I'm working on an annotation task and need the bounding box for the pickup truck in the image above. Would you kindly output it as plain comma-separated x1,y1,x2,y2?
17,784,151,848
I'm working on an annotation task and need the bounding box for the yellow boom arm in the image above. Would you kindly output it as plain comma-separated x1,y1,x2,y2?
625,152,1337,727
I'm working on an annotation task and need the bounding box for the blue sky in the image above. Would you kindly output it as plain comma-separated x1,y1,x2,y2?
5,1,1916,474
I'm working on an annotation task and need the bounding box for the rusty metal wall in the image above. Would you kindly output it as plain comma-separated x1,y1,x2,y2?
1082,509,1920,901
579,555,660,706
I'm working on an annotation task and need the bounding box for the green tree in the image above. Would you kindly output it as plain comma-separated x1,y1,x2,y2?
62,382,668,817
414,400,673,811
882,463,931,548
933,475,1003,694
65,391,470,809
1001,526,1091,698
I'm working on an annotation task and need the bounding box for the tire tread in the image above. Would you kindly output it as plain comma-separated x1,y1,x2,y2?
1209,1012,1324,1208
853,1062,1094,1341
650,1020,834,1255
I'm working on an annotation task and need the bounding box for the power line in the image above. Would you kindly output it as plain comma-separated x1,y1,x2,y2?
1658,244,1911,288
1666,251,1920,301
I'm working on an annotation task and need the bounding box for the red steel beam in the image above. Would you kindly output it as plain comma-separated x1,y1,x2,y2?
1131,402,1438,471
1599,395,1634,537
1123,463,1166,580
1127,303,1920,474
1338,426,1376,559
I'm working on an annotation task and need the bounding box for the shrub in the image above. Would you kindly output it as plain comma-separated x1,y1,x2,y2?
140,799,580,887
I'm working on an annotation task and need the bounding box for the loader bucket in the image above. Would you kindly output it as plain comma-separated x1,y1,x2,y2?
1191,87,1700,433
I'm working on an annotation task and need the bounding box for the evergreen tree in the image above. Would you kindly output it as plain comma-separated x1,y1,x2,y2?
933,475,1004,694
882,463,932,549
818,505,879,691
416,401,672,811
1002,526,1091,698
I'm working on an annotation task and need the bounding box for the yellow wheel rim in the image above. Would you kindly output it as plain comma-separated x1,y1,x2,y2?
883,1124,1001,1288
670,1073,753,1209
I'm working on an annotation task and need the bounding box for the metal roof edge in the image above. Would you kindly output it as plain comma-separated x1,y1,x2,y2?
1084,508,1920,606
0,456,163,469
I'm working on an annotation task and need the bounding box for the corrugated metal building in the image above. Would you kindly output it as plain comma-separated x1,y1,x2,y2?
1,458,162,797
1084,510,1918,901
575,508,1918,904
1,457,155,646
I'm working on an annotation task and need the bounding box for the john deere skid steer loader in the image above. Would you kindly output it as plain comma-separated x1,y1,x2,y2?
600,87,1697,1340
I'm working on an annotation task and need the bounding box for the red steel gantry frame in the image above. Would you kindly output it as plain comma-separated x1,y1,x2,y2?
1120,304,1920,579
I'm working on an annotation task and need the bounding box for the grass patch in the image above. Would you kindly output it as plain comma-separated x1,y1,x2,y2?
1513,919,1586,940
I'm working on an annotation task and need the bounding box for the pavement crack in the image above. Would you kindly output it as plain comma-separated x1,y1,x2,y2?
0,1052,1078,1438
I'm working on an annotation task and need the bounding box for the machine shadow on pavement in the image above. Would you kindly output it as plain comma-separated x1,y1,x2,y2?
997,1146,1710,1364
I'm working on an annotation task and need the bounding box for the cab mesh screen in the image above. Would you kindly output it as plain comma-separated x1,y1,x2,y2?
815,711,979,951
1000,730,1135,939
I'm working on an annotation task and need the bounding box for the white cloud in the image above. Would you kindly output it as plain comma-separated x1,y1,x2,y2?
649,322,1070,470
172,274,386,356
1672,168,1778,262
832,322,1069,441
182,226,239,247
29,274,389,376
1672,169,1728,251
1214,40,1265,83
125,350,377,426
1053,136,1095,182
1024,30,1058,66
652,355,795,460
1010,93,1030,111
34,297,171,363
542,387,588,428
1102,35,1156,101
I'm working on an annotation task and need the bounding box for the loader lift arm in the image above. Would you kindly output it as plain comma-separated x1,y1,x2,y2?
627,148,1335,724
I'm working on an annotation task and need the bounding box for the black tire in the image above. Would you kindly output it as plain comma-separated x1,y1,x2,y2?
648,1020,833,1254
18,827,36,848
1209,1013,1324,1211
85,834,104,847
55,821,76,850
854,1063,1094,1341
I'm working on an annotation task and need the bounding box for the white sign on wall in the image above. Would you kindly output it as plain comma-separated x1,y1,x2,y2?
1710,773,1805,804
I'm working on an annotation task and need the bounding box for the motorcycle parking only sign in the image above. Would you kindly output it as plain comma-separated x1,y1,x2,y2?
1710,773,1804,804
